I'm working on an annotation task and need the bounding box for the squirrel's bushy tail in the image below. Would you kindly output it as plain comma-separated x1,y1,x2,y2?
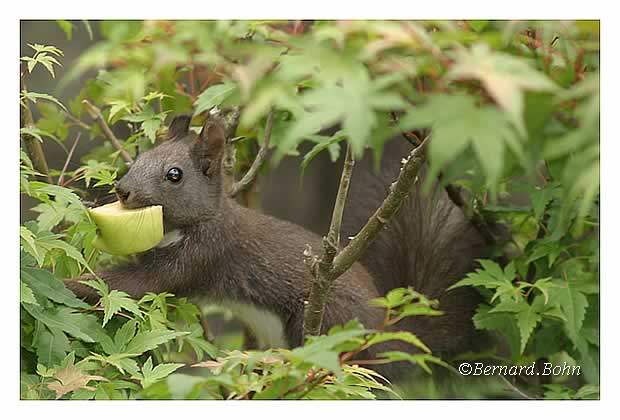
342,137,488,355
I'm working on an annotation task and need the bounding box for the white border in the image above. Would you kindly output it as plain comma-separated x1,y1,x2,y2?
3,1,616,418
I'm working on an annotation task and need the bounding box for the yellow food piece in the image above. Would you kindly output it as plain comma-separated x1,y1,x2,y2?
88,201,164,255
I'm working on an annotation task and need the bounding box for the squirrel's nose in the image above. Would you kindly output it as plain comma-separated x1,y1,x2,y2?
115,181,131,203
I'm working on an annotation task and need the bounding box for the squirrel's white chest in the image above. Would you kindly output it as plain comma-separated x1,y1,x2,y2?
223,301,288,349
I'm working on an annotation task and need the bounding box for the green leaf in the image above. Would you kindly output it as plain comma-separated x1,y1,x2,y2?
366,331,430,353
101,290,142,327
292,328,367,376
21,267,88,308
194,82,237,115
447,43,557,135
20,127,59,144
21,91,67,111
449,259,516,298
27,182,83,207
141,118,161,142
107,100,131,122
515,305,542,354
21,281,38,305
114,320,138,350
20,226,44,266
554,280,589,345
136,357,184,388
124,330,188,355
301,133,345,172
23,305,95,343
377,352,449,374
472,305,521,357
33,325,71,367
400,94,521,187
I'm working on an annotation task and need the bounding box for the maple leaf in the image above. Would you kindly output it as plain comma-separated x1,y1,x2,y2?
47,364,107,399
447,43,557,135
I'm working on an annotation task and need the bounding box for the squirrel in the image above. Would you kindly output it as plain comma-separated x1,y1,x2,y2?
66,115,487,376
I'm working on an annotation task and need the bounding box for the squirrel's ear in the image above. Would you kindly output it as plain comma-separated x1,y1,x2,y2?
167,115,192,140
192,117,226,176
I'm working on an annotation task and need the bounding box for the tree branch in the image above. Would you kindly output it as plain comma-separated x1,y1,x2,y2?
82,100,133,165
303,139,428,337
331,138,428,279
229,110,274,198
20,98,52,184
212,106,241,194
304,143,355,336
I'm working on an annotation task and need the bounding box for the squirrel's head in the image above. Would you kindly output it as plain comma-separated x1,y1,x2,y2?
115,115,227,230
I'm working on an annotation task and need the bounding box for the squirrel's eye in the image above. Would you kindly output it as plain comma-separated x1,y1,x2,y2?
165,167,183,183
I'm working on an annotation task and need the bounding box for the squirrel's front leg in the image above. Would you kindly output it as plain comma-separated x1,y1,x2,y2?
65,266,169,303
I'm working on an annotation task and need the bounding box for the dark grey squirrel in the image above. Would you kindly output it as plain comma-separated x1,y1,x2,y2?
66,114,487,376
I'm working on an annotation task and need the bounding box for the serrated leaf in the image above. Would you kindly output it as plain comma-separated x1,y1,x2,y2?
141,118,161,142
20,91,67,111
377,351,449,374
47,364,107,399
21,281,38,305
472,305,521,357
400,94,521,187
124,330,188,355
33,325,71,367
20,226,44,266
136,357,184,388
101,290,142,326
301,133,345,172
366,331,431,353
23,304,95,343
114,319,138,350
21,267,88,308
515,305,542,353
447,43,557,135
194,82,237,115
554,280,589,345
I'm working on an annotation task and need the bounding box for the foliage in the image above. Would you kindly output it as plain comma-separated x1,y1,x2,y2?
20,19,599,399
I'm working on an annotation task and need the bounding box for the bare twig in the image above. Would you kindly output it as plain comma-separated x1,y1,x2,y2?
304,143,355,336
229,110,275,198
58,133,81,185
82,100,133,165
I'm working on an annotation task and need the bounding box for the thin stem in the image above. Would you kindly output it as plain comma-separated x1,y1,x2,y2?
82,100,133,165
303,142,355,337
330,138,428,280
58,133,81,185
229,110,275,198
